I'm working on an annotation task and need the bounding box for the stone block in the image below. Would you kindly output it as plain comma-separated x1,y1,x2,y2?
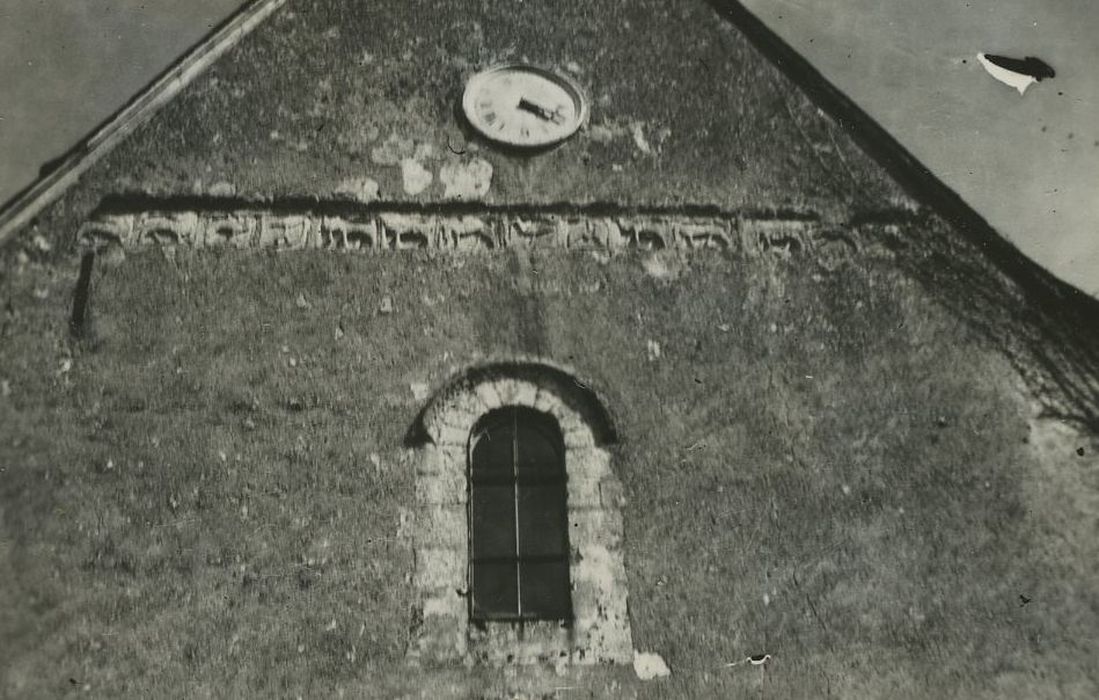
493,379,525,406
78,214,136,247
137,212,202,246
468,621,571,666
566,475,602,508
563,427,596,449
590,218,624,248
434,424,469,447
570,217,625,248
811,228,859,270
432,446,468,476
599,478,627,508
204,213,257,248
259,214,312,249
570,509,624,548
602,592,631,626
333,176,380,203
426,409,476,447
442,388,491,427
318,216,379,250
675,219,734,250
741,219,812,257
379,213,437,250
416,471,468,506
511,380,539,408
617,217,670,250
413,614,467,660
573,544,628,590
552,404,585,435
440,159,493,201
415,445,446,476
571,606,632,665
559,217,591,248
412,504,467,547
439,216,496,250
507,215,568,248
345,220,381,250
414,548,465,590
596,628,635,664
570,579,605,617
566,447,612,481
474,382,504,411
422,589,467,620
532,387,565,416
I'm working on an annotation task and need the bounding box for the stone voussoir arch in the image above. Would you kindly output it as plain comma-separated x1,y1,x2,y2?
408,360,633,667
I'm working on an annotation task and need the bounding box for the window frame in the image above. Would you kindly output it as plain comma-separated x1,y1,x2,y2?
408,369,633,666
468,406,574,624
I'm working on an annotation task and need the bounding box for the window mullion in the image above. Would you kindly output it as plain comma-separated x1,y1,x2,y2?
512,408,522,618
467,429,474,618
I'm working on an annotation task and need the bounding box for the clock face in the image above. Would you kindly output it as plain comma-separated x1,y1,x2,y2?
462,64,588,148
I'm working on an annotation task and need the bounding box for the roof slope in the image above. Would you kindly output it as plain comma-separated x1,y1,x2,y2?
0,0,287,244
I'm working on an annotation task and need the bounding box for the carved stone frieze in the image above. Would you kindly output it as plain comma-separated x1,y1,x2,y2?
77,206,890,261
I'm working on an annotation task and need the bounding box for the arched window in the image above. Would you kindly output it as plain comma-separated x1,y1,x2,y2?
469,407,571,622
408,364,633,666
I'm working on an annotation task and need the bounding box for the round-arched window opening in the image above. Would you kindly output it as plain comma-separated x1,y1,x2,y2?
407,364,632,666
469,407,572,623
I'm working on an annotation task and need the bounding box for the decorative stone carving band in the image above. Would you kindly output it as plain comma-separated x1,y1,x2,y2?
76,207,874,258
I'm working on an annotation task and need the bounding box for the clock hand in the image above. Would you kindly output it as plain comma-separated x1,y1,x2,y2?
517,97,566,124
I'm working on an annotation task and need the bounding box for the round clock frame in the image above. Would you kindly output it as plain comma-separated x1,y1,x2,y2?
461,64,589,149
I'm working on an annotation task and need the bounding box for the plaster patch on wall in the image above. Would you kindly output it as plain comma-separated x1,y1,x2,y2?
646,340,661,361
641,252,685,280
439,158,493,200
587,118,669,155
633,651,671,680
400,159,434,195
370,134,416,166
333,177,380,203
630,122,653,154
586,122,629,144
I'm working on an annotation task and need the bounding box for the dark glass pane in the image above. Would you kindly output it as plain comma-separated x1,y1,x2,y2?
472,561,518,619
470,414,514,481
471,485,516,559
515,412,562,478
520,560,571,620
517,484,568,558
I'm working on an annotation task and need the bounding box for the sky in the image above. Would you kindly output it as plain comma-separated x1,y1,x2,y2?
0,0,240,197
739,0,1099,296
0,0,1096,296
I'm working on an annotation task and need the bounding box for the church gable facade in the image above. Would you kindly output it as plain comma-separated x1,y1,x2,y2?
1,1,1097,698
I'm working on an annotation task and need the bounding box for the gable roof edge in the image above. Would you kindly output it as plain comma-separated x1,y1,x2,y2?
707,0,1084,305
0,0,287,245
709,0,1099,430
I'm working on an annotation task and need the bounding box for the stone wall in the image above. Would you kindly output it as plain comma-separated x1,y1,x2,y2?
2,246,1094,697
